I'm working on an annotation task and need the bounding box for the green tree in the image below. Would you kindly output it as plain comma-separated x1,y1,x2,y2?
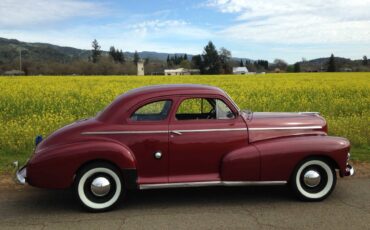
184,53,188,60
91,39,101,63
363,55,368,65
133,50,140,65
239,59,244,67
166,55,171,66
294,62,301,72
273,59,288,71
191,55,204,73
117,49,125,63
202,41,221,74
109,46,125,63
254,60,268,71
179,60,192,69
219,47,232,74
327,54,336,72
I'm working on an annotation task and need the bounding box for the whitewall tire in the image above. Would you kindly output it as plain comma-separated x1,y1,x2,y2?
291,158,336,201
75,162,124,211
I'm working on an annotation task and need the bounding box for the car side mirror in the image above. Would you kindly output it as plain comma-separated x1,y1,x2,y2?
227,111,235,119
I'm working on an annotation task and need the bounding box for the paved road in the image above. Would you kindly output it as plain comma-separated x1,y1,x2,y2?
0,178,369,230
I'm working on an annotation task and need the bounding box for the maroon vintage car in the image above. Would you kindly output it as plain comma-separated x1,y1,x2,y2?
16,84,354,211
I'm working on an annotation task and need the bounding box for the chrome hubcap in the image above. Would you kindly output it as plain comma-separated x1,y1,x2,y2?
303,170,321,187
91,177,111,197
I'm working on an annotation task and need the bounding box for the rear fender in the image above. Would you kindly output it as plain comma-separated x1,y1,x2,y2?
27,141,136,189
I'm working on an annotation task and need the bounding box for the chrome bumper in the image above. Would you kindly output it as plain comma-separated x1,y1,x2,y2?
15,165,27,185
345,164,355,176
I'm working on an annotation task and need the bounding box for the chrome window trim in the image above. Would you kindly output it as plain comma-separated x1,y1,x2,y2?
81,126,322,135
139,180,287,190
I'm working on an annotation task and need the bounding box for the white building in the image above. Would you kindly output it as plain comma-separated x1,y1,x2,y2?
233,67,249,74
164,68,200,76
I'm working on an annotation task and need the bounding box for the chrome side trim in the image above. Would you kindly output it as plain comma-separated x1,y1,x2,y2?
81,130,169,135
81,128,248,135
299,112,320,115
139,180,287,190
175,128,248,133
249,126,322,131
81,126,322,135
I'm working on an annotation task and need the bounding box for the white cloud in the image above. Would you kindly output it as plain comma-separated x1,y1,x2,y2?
0,0,105,28
207,0,370,44
127,19,212,40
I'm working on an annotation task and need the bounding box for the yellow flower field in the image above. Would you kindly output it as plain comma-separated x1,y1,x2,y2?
0,73,369,172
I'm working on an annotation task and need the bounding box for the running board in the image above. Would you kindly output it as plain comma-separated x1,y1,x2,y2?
139,180,287,190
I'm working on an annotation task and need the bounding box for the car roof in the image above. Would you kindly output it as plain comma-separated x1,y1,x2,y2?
124,84,225,97
98,84,231,122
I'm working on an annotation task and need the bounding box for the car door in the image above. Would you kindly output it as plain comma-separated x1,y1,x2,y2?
120,98,172,184
168,95,249,183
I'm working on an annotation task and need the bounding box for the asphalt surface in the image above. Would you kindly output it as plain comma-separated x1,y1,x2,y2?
0,178,369,230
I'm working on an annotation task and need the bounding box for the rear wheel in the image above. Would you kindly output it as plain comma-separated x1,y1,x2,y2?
291,158,336,201
75,162,124,211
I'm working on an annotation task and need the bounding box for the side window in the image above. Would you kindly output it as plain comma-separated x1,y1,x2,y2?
131,100,172,121
176,98,235,120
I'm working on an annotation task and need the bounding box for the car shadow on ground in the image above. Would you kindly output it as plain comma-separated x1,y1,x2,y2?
9,185,295,214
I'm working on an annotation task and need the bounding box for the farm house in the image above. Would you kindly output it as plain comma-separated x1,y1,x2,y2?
232,67,249,74
164,68,200,76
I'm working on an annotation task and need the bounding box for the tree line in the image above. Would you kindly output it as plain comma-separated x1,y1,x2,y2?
1,38,369,75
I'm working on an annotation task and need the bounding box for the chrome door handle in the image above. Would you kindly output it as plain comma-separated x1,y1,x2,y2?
170,130,182,135
154,151,162,159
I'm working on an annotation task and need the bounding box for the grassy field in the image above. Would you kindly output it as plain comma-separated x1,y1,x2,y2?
0,73,369,172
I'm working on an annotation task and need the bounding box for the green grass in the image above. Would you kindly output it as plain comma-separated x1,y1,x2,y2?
0,73,369,173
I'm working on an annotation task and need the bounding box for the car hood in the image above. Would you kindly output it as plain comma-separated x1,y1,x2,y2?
242,112,327,142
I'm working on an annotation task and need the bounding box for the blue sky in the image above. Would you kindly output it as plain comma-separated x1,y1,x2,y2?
1,0,370,63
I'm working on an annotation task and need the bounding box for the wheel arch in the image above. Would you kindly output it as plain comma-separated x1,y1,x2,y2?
73,158,138,190
289,154,339,183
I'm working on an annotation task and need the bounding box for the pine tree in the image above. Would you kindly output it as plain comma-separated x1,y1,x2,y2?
167,55,171,66
91,39,101,63
184,54,188,60
202,41,221,74
117,49,125,63
239,59,244,67
133,51,140,65
327,54,336,72
109,46,116,60
294,62,301,72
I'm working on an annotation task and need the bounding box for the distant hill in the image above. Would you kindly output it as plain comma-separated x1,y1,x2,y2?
0,37,192,64
297,57,360,72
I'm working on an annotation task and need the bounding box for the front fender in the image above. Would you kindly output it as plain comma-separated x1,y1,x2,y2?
254,135,350,181
27,140,136,189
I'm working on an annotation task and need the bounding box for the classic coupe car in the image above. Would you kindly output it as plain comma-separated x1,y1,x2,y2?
16,84,354,211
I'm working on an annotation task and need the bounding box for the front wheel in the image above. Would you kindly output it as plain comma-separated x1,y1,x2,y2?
291,158,336,201
75,162,124,211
